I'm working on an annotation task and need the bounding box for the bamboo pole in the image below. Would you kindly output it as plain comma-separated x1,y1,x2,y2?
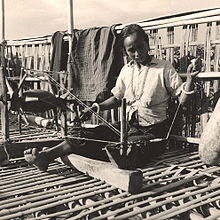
200,23,212,132
1,150,220,219
35,177,218,220
120,98,127,157
119,189,220,220
0,186,116,219
0,181,107,214
213,22,220,98
0,178,100,207
67,0,74,91
94,171,220,220
33,191,127,220
60,0,74,136
1,0,5,43
0,162,66,181
0,172,87,200
67,0,75,123
0,0,9,140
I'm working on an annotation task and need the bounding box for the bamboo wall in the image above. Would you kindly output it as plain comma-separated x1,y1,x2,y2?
6,36,52,78
4,8,220,138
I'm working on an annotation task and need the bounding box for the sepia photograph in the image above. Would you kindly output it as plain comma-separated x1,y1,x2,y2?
0,0,220,219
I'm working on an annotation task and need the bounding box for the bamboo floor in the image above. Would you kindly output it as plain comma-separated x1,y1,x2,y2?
1,145,220,220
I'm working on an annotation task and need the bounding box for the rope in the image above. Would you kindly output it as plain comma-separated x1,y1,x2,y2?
66,136,120,145
21,67,191,139
166,79,197,139
165,100,182,139
22,68,121,136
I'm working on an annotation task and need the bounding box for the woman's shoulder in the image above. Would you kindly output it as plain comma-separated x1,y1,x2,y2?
119,61,134,76
156,58,173,67
150,56,173,68
124,60,135,68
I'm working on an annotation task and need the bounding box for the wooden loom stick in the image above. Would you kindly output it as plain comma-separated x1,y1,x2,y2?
120,98,127,156
60,154,143,194
67,0,74,91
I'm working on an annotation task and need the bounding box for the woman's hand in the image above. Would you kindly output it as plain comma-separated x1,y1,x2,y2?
188,70,200,78
80,104,99,121
80,107,94,121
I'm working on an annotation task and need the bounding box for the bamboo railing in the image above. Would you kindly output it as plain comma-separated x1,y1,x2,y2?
2,8,219,138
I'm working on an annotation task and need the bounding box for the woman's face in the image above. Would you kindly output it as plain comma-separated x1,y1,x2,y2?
123,33,150,65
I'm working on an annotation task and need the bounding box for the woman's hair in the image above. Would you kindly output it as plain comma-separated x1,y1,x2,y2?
120,24,149,44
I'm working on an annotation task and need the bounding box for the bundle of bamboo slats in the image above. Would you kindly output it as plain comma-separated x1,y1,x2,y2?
1,148,220,220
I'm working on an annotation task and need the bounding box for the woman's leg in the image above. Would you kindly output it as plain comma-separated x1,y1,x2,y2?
24,140,74,171
24,124,120,171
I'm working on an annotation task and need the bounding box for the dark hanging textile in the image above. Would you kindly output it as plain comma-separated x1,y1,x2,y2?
50,31,68,81
69,25,123,101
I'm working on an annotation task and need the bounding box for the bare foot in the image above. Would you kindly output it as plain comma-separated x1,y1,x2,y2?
24,148,49,171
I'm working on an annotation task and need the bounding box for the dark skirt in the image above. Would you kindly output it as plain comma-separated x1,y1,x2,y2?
68,119,170,168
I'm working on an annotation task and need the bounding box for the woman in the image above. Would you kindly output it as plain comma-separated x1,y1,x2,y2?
24,24,198,171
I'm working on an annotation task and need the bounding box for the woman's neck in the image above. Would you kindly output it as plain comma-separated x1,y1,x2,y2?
136,54,152,68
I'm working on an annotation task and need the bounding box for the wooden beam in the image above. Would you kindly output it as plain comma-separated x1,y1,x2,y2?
60,154,143,194
142,15,220,31
116,10,220,32
179,72,220,80
117,8,220,31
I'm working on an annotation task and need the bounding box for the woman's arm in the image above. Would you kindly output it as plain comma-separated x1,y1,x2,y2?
179,71,199,105
99,96,121,111
80,96,121,121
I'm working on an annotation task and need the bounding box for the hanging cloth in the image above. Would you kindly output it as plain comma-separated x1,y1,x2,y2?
70,25,123,101
50,31,69,81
